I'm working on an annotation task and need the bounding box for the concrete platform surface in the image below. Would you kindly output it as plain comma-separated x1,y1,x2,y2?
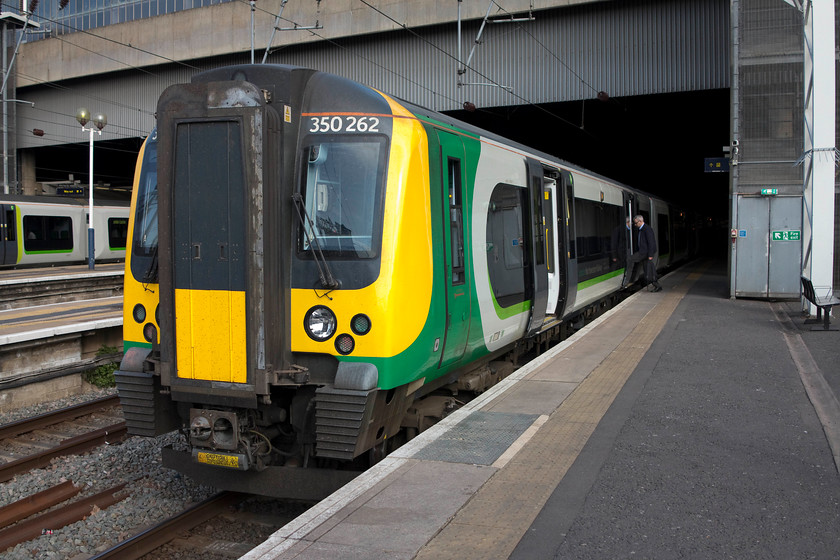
0,296,122,345
242,260,840,559
0,262,124,284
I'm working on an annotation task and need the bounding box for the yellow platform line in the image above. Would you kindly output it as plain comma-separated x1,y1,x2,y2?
415,273,702,560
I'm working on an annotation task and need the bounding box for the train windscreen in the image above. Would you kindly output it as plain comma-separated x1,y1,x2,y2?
130,135,159,282
299,138,387,259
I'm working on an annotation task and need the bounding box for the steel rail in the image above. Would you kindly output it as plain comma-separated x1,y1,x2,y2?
0,480,81,530
90,491,244,560
0,395,121,440
0,483,128,552
0,422,127,483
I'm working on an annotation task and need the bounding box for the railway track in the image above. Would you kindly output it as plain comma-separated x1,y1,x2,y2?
0,395,126,483
91,492,245,560
91,492,311,560
0,480,128,552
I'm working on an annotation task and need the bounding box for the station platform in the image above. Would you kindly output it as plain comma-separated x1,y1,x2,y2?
0,296,122,346
0,262,124,284
0,263,124,410
0,263,123,344
243,259,840,559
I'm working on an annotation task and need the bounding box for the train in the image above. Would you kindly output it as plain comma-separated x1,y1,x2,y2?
0,195,129,267
115,64,694,498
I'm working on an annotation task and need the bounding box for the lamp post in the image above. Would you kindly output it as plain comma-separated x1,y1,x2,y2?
75,107,106,270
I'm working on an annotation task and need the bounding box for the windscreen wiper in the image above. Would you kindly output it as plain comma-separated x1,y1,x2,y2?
291,193,339,290
141,245,159,289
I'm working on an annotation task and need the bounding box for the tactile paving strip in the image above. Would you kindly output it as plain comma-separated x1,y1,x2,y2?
412,411,540,465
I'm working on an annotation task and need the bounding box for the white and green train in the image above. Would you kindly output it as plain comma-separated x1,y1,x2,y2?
116,65,694,498
0,195,129,267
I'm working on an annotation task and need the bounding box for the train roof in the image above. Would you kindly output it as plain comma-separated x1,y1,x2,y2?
191,64,676,208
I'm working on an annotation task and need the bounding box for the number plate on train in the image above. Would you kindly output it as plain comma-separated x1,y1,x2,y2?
196,451,240,469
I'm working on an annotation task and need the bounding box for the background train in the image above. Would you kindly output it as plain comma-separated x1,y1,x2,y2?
0,195,129,267
115,64,695,498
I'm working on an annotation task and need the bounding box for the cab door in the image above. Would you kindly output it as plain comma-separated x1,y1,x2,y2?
436,131,471,369
0,204,17,265
171,120,248,385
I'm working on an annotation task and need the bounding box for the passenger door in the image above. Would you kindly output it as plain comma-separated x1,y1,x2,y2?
544,176,562,315
560,171,577,313
0,204,17,265
525,159,549,336
436,131,471,369
621,192,635,285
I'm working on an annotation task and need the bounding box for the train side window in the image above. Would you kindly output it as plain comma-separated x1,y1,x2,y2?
486,183,526,308
530,175,544,266
23,215,73,253
657,213,670,256
108,217,129,250
574,199,621,284
566,188,576,259
575,200,598,258
543,186,555,274
130,135,159,284
673,211,687,253
448,158,465,285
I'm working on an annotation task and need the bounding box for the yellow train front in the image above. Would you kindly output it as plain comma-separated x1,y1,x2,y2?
117,65,449,497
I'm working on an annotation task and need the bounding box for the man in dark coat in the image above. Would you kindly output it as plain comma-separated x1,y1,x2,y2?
630,214,662,292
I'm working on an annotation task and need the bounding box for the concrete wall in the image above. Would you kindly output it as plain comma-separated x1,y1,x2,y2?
0,327,122,412
0,374,100,413
17,0,597,85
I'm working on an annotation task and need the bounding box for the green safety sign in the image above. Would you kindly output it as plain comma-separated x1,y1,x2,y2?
771,230,801,241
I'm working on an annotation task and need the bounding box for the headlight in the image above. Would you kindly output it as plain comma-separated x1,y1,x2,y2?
305,306,337,341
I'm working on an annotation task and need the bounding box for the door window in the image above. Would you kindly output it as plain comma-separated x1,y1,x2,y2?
447,158,465,285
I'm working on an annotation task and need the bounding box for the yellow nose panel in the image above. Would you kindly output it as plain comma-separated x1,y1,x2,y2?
175,288,247,383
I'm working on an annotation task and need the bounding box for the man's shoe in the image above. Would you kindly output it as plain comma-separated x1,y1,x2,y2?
652,285,662,292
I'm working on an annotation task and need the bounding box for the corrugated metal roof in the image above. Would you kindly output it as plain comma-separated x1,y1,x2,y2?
16,0,729,149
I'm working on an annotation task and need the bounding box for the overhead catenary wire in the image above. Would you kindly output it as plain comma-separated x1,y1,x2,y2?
352,0,583,131
0,0,202,72
18,98,152,136
0,0,194,134
7,0,602,159
486,0,602,97
14,0,589,126
15,70,157,128
238,0,464,110
2,0,609,189
242,0,567,125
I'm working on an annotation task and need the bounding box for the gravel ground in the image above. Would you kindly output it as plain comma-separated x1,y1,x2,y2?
0,388,221,560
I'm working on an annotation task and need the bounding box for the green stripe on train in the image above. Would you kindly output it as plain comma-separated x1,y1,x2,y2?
577,268,625,290
24,249,74,255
